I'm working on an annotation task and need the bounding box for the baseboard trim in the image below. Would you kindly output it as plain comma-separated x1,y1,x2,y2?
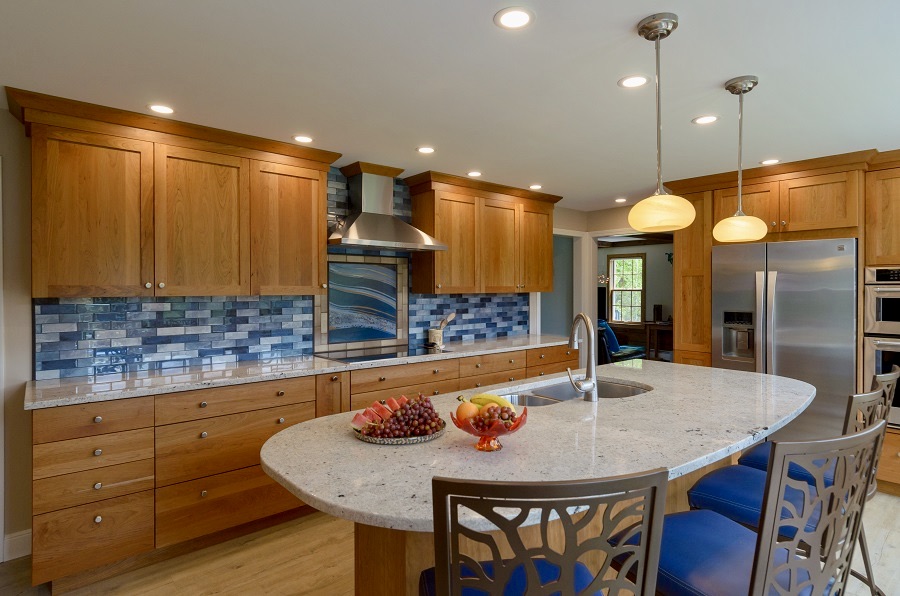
5,528,31,561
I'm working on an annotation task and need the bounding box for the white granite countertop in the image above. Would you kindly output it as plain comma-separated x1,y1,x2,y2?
24,334,569,410
260,360,816,532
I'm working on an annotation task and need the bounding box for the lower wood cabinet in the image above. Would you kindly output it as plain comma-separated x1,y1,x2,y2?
33,459,155,516
525,345,578,368
351,378,460,410
459,369,528,390
672,350,712,367
32,491,155,585
877,427,900,495
155,465,301,548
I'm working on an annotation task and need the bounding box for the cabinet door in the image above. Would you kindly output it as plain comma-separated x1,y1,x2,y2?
712,182,779,239
251,161,324,294
519,201,554,292
31,125,154,297
155,145,250,296
778,171,859,232
672,191,712,354
434,191,480,293
866,169,900,265
316,372,350,417
481,198,519,293
673,350,712,367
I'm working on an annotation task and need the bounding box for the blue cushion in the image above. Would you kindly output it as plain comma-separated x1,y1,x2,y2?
687,465,820,538
598,320,621,352
738,442,836,488
418,557,597,596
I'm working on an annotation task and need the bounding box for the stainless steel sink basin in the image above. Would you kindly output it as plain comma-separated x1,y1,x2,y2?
500,394,561,407
530,380,648,401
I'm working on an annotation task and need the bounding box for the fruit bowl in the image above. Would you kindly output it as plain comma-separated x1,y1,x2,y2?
450,407,528,452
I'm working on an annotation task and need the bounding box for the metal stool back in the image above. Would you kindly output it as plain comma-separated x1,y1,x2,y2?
871,364,899,411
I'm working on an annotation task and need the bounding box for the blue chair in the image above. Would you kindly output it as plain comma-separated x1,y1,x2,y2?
643,421,886,595
421,469,668,596
597,320,645,364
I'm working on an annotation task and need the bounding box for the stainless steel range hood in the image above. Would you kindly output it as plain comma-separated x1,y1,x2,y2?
328,162,447,251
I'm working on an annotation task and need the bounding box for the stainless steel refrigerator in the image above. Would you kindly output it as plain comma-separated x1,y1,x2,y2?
712,238,857,440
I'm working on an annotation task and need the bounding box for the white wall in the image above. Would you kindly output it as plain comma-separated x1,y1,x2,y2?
598,243,674,322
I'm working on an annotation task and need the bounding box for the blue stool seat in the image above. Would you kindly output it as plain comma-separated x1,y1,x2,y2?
738,442,836,487
418,557,597,596
687,465,821,537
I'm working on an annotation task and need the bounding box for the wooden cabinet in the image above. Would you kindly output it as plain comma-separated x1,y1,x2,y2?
866,168,900,265
316,371,350,417
154,144,250,296
412,190,480,294
673,191,712,355
672,350,712,367
778,171,860,232
32,395,154,444
31,125,154,297
519,201,554,292
250,160,327,294
458,351,527,389
712,182,779,239
350,360,460,409
876,427,900,495
524,346,580,379
481,198,518,293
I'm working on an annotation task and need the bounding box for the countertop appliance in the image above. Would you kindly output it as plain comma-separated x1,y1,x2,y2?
712,238,857,440
863,267,900,427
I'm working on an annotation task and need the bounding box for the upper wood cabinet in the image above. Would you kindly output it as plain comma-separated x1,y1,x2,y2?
407,172,560,295
778,171,860,232
712,182,779,239
250,161,327,295
154,145,250,296
31,125,155,297
866,168,900,264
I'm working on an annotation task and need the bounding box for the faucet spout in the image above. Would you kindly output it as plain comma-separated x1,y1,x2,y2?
567,313,598,401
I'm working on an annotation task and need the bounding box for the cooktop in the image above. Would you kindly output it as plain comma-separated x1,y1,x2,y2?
315,345,451,364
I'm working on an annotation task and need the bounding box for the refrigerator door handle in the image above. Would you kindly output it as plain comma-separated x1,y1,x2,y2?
766,271,778,373
755,271,765,373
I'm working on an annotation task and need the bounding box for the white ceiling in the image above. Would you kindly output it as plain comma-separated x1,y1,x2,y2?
2,1,898,211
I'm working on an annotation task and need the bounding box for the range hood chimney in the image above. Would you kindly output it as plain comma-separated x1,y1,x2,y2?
328,162,447,251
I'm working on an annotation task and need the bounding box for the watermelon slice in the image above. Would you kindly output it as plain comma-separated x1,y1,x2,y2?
371,402,393,421
362,408,380,423
397,395,409,407
350,412,370,430
386,397,400,411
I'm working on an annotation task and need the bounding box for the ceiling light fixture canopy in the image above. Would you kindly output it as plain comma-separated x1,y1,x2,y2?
627,13,696,233
712,75,769,243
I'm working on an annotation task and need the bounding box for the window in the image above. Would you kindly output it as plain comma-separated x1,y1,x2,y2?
607,254,645,323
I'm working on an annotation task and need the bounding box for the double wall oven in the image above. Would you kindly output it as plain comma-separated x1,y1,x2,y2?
864,267,900,427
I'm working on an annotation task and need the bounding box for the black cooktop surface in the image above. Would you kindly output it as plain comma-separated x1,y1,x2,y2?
315,345,451,364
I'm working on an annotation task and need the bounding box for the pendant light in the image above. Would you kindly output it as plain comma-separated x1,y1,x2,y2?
628,13,696,233
712,76,769,242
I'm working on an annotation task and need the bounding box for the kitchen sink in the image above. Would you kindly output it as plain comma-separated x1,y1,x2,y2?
500,394,561,407
529,379,648,401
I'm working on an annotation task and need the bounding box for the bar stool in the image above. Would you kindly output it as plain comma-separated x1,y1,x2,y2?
420,468,668,596
646,421,886,595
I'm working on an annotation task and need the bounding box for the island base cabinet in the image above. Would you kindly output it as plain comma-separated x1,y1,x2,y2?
876,428,900,495
31,490,154,586
155,465,302,548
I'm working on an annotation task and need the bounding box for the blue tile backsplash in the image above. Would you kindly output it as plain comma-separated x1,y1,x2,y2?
32,168,531,379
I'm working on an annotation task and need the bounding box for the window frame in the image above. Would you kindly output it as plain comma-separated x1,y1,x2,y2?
606,253,647,325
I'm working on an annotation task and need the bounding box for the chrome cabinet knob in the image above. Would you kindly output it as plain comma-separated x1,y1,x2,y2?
199,431,208,439
322,283,327,289
200,401,208,408
475,383,481,387
540,354,545,359
201,490,208,498
539,372,545,376
433,369,439,374
566,350,571,355
475,363,482,368
277,417,285,424
93,449,103,456
509,359,514,363
379,376,386,381
93,416,103,423
509,377,514,381
94,516,102,524
158,282,166,289
331,375,338,381
145,282,152,289
781,220,786,226
437,283,443,289
771,221,777,226
93,482,102,490
277,390,285,396
433,390,440,395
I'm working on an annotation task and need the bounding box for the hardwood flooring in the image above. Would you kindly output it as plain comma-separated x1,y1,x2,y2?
1,491,897,595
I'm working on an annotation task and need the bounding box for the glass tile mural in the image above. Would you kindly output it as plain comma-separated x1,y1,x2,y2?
327,262,398,343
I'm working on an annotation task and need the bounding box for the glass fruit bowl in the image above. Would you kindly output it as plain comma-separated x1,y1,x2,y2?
450,407,528,452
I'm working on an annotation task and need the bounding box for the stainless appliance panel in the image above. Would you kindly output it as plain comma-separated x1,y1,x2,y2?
863,336,900,427
711,243,766,372
864,285,900,335
767,239,857,440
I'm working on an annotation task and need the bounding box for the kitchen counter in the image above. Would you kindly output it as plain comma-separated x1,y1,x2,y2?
24,334,570,409
260,359,815,532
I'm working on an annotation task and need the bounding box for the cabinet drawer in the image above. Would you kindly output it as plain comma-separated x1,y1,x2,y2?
877,429,900,486
459,369,528,391
526,361,579,379
350,378,460,410
32,490,154,585
32,397,154,444
155,465,302,548
458,351,526,377
33,428,154,480
351,360,459,394
155,376,316,425
33,459,154,516
526,345,578,367
155,402,315,486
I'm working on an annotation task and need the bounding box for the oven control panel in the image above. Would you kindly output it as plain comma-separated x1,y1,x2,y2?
865,267,900,284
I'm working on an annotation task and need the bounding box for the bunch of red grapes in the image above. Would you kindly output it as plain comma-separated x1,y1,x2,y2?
468,405,517,432
361,394,445,438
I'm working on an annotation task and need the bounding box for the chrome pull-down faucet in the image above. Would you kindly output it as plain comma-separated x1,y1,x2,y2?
566,312,598,401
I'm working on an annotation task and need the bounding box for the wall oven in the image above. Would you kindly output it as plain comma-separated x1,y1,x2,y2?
864,267,900,335
863,337,900,427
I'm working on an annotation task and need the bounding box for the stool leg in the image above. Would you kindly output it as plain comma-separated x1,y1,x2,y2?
849,523,883,596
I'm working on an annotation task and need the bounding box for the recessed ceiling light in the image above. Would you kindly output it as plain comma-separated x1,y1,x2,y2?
417,147,435,154
467,171,482,177
293,135,313,143
494,7,533,29
760,158,780,165
529,184,542,190
618,75,648,88
615,198,627,203
148,104,174,114
692,115,717,125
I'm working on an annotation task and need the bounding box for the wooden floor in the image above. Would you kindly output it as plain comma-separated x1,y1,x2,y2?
1,491,898,595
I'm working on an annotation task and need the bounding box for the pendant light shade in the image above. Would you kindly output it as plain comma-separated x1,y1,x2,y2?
712,75,768,243
628,13,696,233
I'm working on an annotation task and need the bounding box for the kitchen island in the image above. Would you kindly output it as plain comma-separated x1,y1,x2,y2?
260,360,815,595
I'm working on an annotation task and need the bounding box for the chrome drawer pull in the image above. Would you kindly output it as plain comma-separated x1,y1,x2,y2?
509,359,515,363
475,383,481,387
93,449,103,456
379,376,386,381
94,516,102,524
540,354,545,359
201,490,208,498
433,369,439,374
476,363,482,368
200,431,208,439
93,416,103,423
277,417,285,424
200,401,208,408
331,375,339,381
539,372,545,376
277,390,285,396
433,390,440,395
93,482,102,490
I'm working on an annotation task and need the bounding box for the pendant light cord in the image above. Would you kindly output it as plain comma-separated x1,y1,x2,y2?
736,90,745,216
655,37,663,195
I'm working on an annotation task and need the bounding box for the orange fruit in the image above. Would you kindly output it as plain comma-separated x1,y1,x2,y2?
456,400,479,421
